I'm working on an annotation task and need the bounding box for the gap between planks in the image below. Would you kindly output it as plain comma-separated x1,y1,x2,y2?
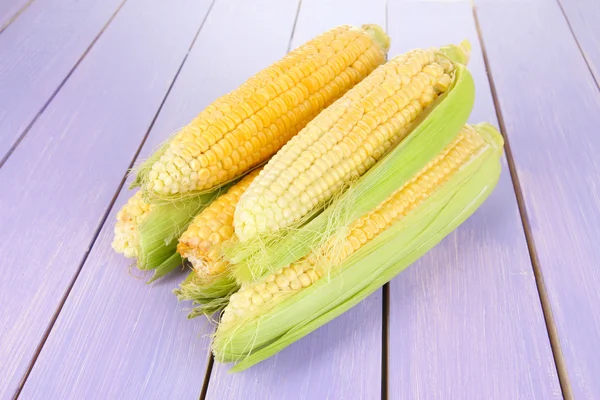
471,4,574,400
381,4,390,400
554,0,600,92
193,0,307,394
199,351,215,400
0,0,35,35
0,0,129,170
381,283,389,400
11,1,218,398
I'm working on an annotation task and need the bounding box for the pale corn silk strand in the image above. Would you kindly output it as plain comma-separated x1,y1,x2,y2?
136,25,389,203
233,47,456,242
219,125,485,332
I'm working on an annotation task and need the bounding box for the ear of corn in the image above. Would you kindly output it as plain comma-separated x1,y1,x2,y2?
112,188,224,281
232,42,471,244
134,25,390,203
226,57,475,284
112,191,155,259
174,169,261,316
212,122,504,370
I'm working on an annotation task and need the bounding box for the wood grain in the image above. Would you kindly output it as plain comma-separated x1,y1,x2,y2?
204,1,386,398
386,1,562,398
476,0,600,397
0,0,31,31
0,0,212,397
558,0,600,84
0,0,125,163
18,0,300,398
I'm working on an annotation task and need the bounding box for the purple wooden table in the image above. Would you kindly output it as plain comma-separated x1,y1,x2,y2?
0,0,597,398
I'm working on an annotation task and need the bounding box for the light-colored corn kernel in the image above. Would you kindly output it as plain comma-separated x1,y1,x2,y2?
235,47,457,242
112,191,155,258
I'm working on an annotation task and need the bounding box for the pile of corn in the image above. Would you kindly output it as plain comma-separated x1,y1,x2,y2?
112,24,503,371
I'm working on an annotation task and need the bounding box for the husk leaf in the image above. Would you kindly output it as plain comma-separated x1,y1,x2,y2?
174,270,239,317
136,187,227,280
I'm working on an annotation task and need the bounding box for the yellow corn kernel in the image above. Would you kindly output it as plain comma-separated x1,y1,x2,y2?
178,169,261,277
143,25,389,200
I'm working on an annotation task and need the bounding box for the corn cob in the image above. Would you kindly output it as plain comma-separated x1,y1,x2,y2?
233,42,471,243
111,188,223,281
226,44,473,283
174,169,261,315
133,25,390,203
112,191,155,259
213,122,504,370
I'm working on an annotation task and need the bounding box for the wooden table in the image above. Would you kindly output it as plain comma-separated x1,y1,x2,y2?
1,0,598,398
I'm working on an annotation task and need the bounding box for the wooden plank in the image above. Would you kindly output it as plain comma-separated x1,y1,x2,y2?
205,1,385,398
0,0,212,398
0,0,31,31
476,0,600,397
559,0,600,84
0,0,126,164
386,1,562,398
18,0,300,398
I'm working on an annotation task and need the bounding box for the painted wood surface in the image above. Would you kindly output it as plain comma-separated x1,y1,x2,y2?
0,0,31,31
19,0,301,398
2,0,599,397
0,0,124,163
0,0,212,397
386,1,561,398
476,0,600,397
204,1,386,398
559,0,600,84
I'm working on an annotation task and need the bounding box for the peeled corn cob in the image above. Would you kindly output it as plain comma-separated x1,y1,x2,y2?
213,123,504,370
227,42,473,283
175,169,261,315
233,42,470,243
133,25,390,203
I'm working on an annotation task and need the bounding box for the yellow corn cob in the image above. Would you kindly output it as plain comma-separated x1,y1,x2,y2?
234,46,464,242
221,125,484,325
112,191,154,258
175,169,261,315
139,25,390,201
178,168,261,276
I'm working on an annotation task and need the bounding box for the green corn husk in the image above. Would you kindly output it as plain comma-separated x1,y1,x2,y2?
213,122,504,371
146,252,184,283
174,270,239,317
225,60,476,284
117,189,225,282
